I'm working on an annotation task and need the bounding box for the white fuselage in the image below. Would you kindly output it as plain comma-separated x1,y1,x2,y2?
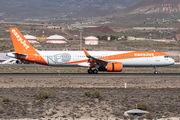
37,50,175,67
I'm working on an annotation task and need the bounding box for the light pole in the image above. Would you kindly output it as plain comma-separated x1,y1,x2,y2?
79,28,83,50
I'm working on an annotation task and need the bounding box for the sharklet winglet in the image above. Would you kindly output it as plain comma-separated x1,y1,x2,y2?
82,47,91,58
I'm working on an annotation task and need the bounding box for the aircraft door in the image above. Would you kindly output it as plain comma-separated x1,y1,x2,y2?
155,53,160,62
73,54,77,61
35,54,40,62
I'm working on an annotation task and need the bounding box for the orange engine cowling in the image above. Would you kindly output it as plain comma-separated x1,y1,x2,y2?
106,62,123,72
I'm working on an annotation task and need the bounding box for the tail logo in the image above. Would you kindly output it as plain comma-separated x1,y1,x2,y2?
12,29,29,50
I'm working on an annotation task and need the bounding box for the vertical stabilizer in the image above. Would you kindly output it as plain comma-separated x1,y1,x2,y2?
9,28,47,65
9,28,36,54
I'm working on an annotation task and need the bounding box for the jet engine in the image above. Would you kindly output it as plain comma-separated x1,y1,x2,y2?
106,62,123,72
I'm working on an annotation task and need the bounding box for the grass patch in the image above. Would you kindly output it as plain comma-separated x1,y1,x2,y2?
91,90,101,98
81,90,101,98
178,96,180,100
136,103,150,111
36,91,57,100
1,97,11,102
81,91,91,97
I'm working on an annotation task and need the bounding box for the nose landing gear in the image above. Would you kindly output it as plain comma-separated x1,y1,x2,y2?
154,67,158,74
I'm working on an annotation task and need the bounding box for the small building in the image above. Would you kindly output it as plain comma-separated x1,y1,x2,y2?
83,26,114,33
133,27,155,31
176,34,180,41
107,37,111,41
24,35,39,43
47,26,61,29
46,35,67,43
85,36,98,45
127,37,135,40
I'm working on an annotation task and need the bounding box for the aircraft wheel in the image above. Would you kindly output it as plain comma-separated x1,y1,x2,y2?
93,69,98,74
154,71,158,74
88,69,93,74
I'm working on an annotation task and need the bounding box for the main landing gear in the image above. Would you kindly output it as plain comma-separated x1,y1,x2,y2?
88,68,98,74
154,67,158,74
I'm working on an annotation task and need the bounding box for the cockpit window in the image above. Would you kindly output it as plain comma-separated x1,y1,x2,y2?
164,56,169,58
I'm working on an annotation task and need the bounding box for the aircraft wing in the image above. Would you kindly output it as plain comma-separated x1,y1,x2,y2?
82,47,108,68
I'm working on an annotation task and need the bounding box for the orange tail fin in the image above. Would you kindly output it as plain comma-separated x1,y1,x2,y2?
9,28,36,54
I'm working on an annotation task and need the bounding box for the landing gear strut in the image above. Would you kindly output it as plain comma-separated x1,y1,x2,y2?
88,69,98,74
154,67,158,74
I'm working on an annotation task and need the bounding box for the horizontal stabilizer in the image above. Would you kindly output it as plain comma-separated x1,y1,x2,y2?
6,52,27,59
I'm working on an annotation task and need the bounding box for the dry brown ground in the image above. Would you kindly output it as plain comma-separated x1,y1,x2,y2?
0,58,180,119
0,70,180,119
0,76,180,89
0,65,180,73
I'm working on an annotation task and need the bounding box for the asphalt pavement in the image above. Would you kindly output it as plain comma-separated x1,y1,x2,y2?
0,73,179,77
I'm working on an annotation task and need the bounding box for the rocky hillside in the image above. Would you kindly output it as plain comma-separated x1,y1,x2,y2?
0,0,141,20
106,0,180,25
71,7,117,18
2,0,141,10
124,0,180,14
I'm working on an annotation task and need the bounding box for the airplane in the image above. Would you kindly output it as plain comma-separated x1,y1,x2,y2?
7,28,175,74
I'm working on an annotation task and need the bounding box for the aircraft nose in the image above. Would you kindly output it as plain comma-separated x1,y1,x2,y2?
170,58,175,65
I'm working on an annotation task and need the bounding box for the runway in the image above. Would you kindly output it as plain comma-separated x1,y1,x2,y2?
0,64,180,76
0,92,180,96
0,73,179,76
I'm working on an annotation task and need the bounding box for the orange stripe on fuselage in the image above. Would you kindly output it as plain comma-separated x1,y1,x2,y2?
58,51,166,65
59,59,88,65
98,51,166,61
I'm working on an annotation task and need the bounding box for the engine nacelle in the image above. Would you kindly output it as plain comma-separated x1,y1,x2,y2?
106,62,123,72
